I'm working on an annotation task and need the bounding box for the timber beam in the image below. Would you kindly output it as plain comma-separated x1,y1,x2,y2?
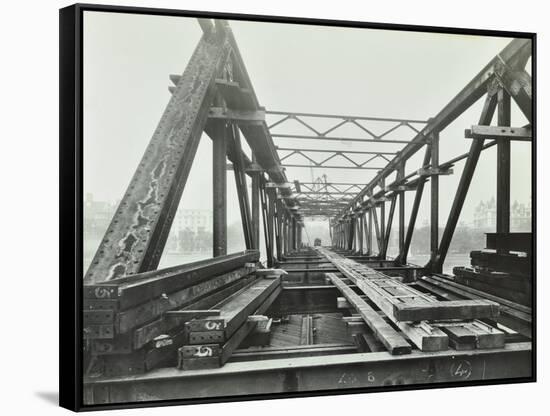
465,125,532,141
329,273,411,355
317,248,505,352
178,276,282,369
208,106,266,123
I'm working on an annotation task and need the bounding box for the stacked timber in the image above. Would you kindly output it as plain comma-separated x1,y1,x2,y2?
178,276,281,370
83,250,263,376
453,232,532,306
318,248,505,354
417,274,532,338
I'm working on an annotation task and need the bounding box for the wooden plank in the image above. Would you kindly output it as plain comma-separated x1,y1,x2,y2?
444,326,477,351
453,267,531,306
179,283,282,369
131,274,257,350
485,232,532,254
320,248,504,350
424,275,531,314
328,273,411,355
466,125,531,141
84,250,259,310
164,310,220,319
208,107,265,123
393,299,500,322
116,266,252,334
467,320,506,349
299,315,313,345
320,249,448,351
240,317,273,347
421,275,532,338
186,277,281,343
231,343,357,362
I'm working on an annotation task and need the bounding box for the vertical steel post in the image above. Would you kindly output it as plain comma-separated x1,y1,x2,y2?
230,125,253,249
398,163,405,255
358,212,364,255
275,199,283,259
260,177,274,267
435,93,498,271
292,217,297,251
212,121,227,257
379,178,386,247
367,208,373,255
430,131,440,267
398,146,431,265
348,218,355,251
251,155,260,249
497,88,511,235
354,216,357,252
372,204,382,255
282,215,287,256
268,189,280,262
381,195,397,259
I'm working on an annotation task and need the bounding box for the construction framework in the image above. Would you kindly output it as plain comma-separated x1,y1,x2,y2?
79,17,533,406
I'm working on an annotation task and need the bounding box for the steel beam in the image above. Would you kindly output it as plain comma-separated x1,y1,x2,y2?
381,195,397,259
434,93,498,271
282,164,384,170
276,147,397,156
398,163,405,254
367,207,373,255
83,250,260,311
84,342,531,404
496,88,511,234
208,107,266,123
251,155,261,249
430,131,440,266
260,177,274,266
397,147,430,264
212,121,227,257
85,31,232,283
336,39,531,219
229,125,254,249
267,110,427,124
272,133,412,145
466,125,531,141
379,179,386,255
494,59,532,123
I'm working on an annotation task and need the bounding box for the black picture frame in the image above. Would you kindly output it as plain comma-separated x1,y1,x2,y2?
60,3,536,411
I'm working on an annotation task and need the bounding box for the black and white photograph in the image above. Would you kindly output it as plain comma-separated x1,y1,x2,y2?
58,3,537,411
3,0,550,413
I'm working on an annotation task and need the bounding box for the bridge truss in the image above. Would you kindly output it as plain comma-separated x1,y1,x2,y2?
80,18,533,406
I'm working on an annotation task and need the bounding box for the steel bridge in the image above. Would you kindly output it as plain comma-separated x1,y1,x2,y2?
82,19,533,406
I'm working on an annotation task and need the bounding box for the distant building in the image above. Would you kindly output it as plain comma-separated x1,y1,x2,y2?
84,193,213,253
174,208,213,233
167,209,213,253
84,193,117,236
473,197,531,231
473,197,497,229
511,200,532,231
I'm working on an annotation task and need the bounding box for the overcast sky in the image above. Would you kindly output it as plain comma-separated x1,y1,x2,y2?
83,11,531,245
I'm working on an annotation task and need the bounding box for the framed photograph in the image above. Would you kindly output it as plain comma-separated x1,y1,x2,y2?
59,3,535,411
